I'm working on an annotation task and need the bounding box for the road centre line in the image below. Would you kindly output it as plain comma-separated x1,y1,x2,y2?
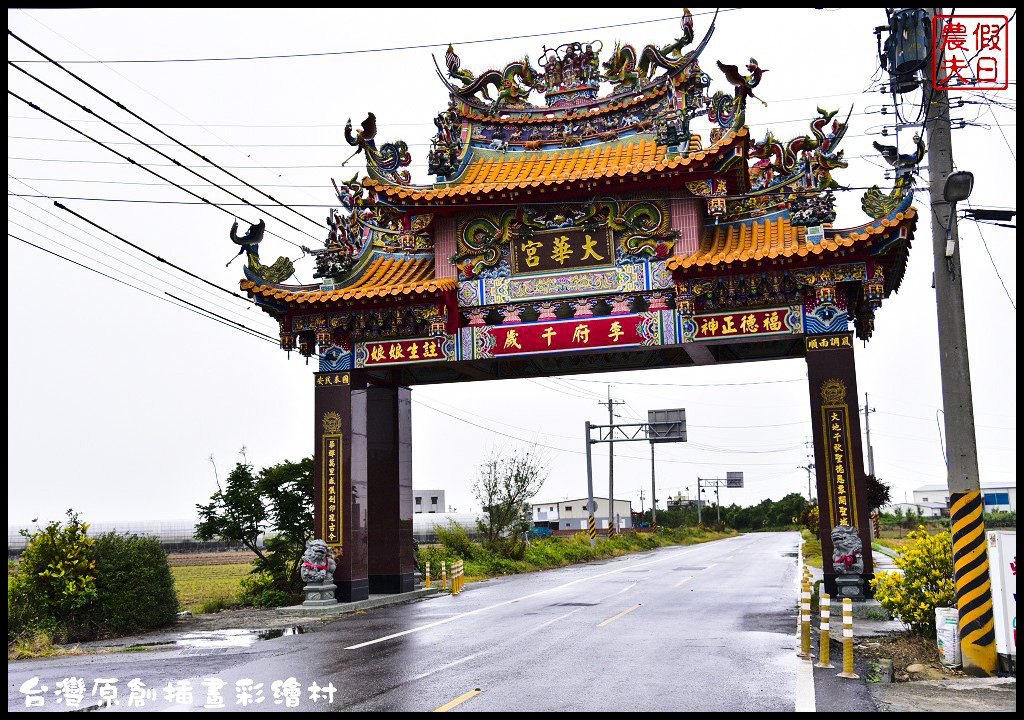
596,604,642,627
344,546,699,650
433,689,481,712
702,563,718,571
674,576,693,588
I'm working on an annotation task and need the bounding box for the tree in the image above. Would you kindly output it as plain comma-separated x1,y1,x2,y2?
865,474,892,513
195,462,268,561
195,457,314,593
473,446,546,557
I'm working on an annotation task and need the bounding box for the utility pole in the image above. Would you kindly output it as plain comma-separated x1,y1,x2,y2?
863,392,876,477
922,8,996,677
799,462,815,503
599,385,624,533
650,442,657,526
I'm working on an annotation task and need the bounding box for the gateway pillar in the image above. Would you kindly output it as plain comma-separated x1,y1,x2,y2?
366,383,416,593
805,333,875,598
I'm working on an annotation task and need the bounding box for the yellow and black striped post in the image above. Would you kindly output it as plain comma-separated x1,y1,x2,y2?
815,594,833,668
838,598,858,678
442,560,447,591
799,582,811,658
872,513,880,539
950,491,997,676
588,515,597,544
425,561,431,589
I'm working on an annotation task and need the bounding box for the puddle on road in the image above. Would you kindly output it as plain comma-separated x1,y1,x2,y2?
173,626,309,649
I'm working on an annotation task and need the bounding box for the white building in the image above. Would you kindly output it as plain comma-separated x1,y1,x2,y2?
531,497,633,531
413,489,446,514
911,483,1016,513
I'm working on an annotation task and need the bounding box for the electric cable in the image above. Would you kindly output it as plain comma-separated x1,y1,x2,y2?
10,233,280,346
9,30,327,231
7,88,308,254
8,59,327,240
8,10,737,64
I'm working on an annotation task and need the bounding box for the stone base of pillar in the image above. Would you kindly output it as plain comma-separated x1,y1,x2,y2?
302,582,338,607
369,572,416,595
336,578,370,603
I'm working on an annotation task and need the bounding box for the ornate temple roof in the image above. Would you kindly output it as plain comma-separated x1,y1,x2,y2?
668,206,918,271
365,130,738,204
226,9,919,346
240,254,455,309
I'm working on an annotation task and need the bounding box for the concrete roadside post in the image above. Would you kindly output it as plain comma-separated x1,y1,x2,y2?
839,597,859,678
816,594,833,668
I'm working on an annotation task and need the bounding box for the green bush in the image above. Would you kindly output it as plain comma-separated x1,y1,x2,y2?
198,596,239,614
417,545,461,580
252,590,288,608
91,533,178,634
435,522,479,560
239,572,277,602
9,511,97,641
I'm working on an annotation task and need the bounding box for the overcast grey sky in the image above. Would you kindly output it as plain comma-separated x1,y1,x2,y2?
7,8,1016,527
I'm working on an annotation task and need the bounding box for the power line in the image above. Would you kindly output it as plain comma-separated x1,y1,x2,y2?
10,233,279,346
7,59,327,241
7,11,736,64
8,30,326,232
7,202,275,332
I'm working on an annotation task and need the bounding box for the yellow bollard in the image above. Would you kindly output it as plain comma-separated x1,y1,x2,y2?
799,582,811,658
815,594,833,668
442,561,447,590
425,561,431,590
839,597,859,678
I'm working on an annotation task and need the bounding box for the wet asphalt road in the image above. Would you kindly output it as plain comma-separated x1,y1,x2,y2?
10,532,844,712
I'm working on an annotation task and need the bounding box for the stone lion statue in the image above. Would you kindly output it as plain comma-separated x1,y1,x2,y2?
831,525,864,574
299,539,337,585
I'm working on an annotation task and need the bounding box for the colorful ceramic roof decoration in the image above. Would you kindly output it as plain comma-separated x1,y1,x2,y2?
229,10,920,376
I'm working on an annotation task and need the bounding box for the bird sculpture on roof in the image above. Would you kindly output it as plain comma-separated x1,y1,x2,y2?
871,134,926,169
343,112,377,166
227,219,294,283
717,58,768,106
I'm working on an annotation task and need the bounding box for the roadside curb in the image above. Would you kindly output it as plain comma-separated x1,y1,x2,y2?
275,587,441,616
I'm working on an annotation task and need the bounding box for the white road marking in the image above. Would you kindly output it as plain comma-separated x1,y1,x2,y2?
408,653,481,682
344,547,699,649
795,536,816,712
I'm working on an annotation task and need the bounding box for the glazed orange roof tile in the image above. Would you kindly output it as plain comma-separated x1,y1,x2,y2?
367,128,745,202
240,255,456,307
667,206,918,272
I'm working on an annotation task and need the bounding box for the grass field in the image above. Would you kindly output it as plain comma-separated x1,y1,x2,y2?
171,564,252,613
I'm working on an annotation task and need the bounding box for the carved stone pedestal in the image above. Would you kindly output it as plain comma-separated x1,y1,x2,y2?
302,582,339,607
835,575,866,600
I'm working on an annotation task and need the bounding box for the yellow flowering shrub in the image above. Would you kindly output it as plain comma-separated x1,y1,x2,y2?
870,526,954,636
